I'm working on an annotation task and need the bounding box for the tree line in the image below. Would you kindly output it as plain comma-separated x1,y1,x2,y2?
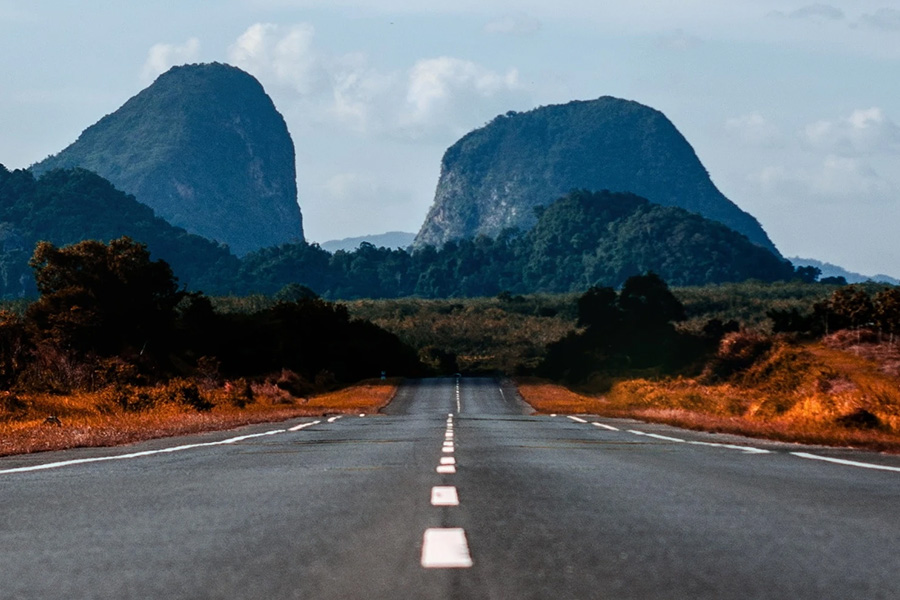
0,237,423,395
0,167,806,301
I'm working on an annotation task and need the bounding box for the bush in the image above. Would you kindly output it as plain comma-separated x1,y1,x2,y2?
702,331,773,382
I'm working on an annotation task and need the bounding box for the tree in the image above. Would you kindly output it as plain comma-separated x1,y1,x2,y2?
26,237,184,356
874,288,900,343
618,272,686,329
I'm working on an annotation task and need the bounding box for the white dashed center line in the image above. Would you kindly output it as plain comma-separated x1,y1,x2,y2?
440,456,456,465
567,416,588,424
421,528,473,568
430,486,460,506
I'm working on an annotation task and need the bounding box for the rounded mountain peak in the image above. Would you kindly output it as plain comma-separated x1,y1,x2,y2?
415,96,777,254
33,62,304,256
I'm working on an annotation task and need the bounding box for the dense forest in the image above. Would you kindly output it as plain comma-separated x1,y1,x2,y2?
2,166,801,301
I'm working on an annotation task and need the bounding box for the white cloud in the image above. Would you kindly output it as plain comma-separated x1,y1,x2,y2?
229,23,324,95
725,113,782,147
228,23,528,140
484,12,541,36
141,38,201,83
401,57,523,137
804,107,900,155
858,8,900,32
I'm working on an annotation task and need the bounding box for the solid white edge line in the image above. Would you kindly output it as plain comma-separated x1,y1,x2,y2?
0,428,288,475
592,422,620,431
792,452,900,472
288,420,321,432
421,528,473,568
690,441,770,454
567,416,588,424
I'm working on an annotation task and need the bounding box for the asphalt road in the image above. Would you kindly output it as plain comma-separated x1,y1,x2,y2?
2,377,900,599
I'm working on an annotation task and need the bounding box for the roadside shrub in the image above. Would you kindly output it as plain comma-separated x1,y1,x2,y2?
226,378,254,408
0,391,27,420
702,331,773,382
275,369,314,399
836,409,882,430
165,379,212,411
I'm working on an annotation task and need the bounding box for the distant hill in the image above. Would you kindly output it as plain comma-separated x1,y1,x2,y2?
240,190,795,299
31,63,303,256
320,232,415,253
414,97,778,255
790,257,899,285
0,165,239,297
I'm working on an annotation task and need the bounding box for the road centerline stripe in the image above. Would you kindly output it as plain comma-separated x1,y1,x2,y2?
567,416,588,424
421,528,473,568
430,486,460,506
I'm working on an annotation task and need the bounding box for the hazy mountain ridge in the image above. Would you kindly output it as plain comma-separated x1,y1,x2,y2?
321,232,416,253
790,257,899,285
31,63,303,256
414,97,778,254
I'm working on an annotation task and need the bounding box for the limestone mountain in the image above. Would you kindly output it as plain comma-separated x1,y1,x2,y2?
32,63,303,256
414,97,778,254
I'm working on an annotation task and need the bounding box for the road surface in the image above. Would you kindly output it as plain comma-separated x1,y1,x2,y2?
2,377,900,599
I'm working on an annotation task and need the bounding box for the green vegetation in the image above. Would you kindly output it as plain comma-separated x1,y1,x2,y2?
0,237,422,399
0,165,239,297
31,63,304,255
238,190,796,299
415,97,776,252
0,171,802,302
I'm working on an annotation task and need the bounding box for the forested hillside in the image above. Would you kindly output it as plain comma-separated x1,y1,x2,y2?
0,169,796,300
239,190,795,298
0,165,240,297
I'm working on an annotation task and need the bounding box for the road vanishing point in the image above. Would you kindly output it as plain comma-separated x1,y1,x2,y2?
2,377,900,599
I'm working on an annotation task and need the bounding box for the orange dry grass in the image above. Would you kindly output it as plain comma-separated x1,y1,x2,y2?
0,379,398,458
516,378,601,414
517,340,900,452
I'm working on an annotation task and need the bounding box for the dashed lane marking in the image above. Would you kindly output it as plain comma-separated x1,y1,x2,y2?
567,416,588,424
326,416,342,423
431,486,460,506
421,528,473,568
436,465,457,474
440,456,456,465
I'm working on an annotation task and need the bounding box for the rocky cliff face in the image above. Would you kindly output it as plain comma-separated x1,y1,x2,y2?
414,97,778,254
32,63,303,256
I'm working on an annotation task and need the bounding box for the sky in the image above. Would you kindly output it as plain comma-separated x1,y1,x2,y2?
1,1,899,277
